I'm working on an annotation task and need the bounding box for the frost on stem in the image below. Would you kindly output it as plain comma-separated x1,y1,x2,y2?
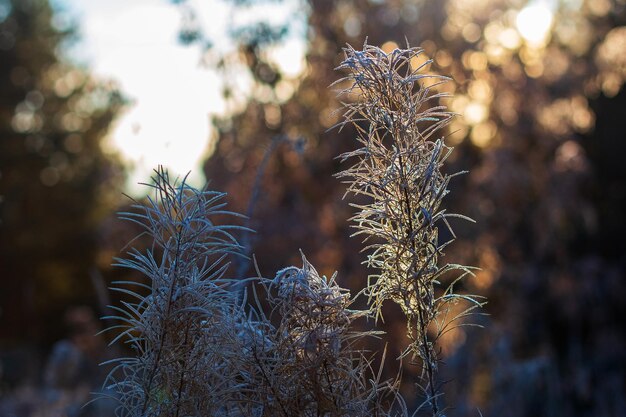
101,167,249,417
242,253,400,417
100,41,484,417
334,43,484,415
101,168,401,416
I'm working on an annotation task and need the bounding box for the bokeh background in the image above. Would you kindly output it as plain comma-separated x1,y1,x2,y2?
1,0,625,415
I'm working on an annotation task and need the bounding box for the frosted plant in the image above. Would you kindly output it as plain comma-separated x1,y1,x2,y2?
102,42,483,417
334,43,483,415
101,167,249,417
102,169,401,416
236,253,402,416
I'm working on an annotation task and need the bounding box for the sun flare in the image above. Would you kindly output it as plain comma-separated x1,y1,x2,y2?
516,3,554,46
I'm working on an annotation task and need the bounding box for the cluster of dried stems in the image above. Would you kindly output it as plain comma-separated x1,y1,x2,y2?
102,168,397,416
102,43,481,417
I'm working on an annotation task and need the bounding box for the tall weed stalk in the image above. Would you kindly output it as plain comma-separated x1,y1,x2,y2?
334,43,482,415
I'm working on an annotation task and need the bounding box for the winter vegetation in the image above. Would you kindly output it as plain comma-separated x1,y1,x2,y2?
3,1,626,416
103,43,481,416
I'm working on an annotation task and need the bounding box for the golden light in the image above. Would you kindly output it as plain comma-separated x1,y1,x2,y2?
448,120,469,145
588,0,612,17
465,101,489,125
435,50,453,67
498,28,522,50
61,0,309,195
451,95,469,114
516,3,553,47
462,50,489,71
484,44,508,66
468,79,492,102
524,61,544,78
381,40,399,53
462,23,482,43
410,51,431,71
601,73,622,97
470,121,497,148
555,140,588,173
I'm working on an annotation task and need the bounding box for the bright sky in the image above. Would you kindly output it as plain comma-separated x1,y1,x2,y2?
53,0,226,193
56,0,305,194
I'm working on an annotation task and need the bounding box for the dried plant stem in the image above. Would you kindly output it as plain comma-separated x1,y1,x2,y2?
251,345,289,417
103,167,248,417
173,324,191,417
335,42,482,415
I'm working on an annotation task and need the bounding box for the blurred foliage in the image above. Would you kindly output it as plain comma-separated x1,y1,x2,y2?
0,0,126,346
173,0,626,415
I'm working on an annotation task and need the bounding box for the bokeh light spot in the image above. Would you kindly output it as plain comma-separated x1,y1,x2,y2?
435,50,453,67
343,15,361,38
524,62,544,78
40,167,60,186
516,4,553,46
465,101,489,125
588,0,612,17
468,79,493,102
498,27,521,50
462,23,482,43
468,51,488,71
410,51,430,71
470,121,497,147
381,41,399,53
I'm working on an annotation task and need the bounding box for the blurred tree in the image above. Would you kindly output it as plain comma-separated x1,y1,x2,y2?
0,0,125,347
171,0,626,415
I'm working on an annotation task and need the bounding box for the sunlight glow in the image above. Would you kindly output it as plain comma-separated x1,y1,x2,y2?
61,0,307,195
516,3,554,46
266,39,307,79
63,0,230,193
